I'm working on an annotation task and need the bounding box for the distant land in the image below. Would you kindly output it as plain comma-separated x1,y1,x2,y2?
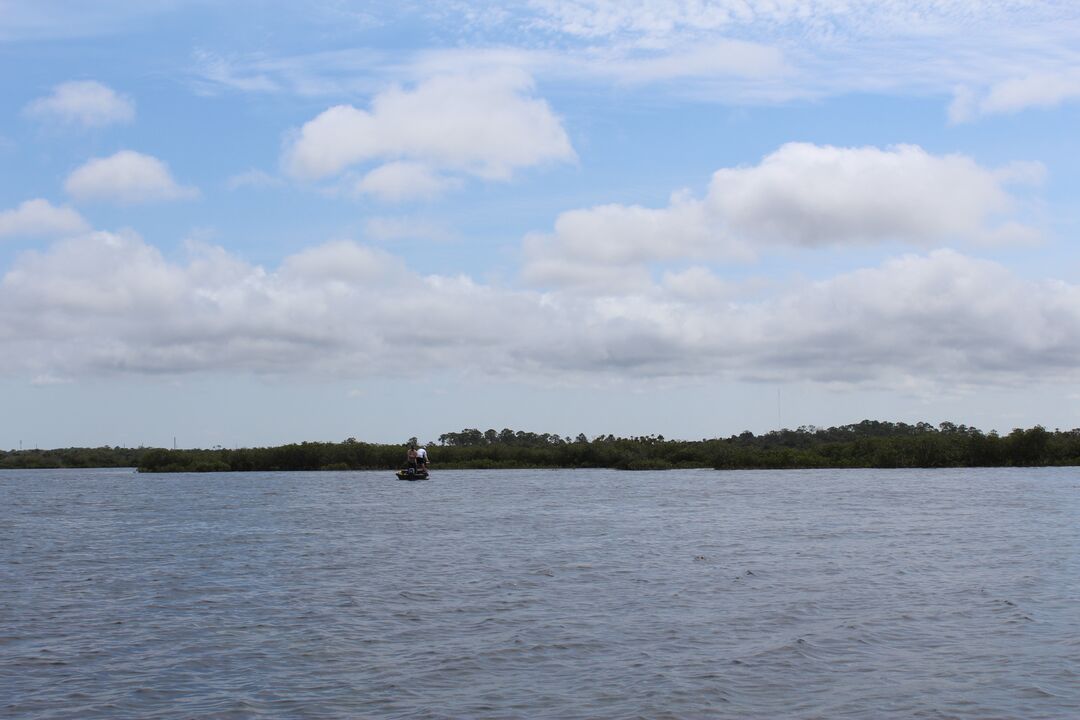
1,421,1075,472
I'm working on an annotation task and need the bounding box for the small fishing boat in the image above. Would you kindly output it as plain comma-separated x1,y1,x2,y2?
396,467,429,481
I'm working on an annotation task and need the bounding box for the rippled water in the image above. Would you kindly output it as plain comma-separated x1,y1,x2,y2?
3,467,1078,719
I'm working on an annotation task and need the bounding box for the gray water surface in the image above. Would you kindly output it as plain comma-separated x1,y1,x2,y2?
3,467,1078,718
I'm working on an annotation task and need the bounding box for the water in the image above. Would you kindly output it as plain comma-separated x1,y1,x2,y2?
2,467,1078,719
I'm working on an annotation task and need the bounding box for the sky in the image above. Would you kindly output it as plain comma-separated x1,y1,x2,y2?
2,0,1079,449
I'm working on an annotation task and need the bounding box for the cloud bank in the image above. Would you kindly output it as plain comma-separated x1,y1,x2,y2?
2,232,1077,391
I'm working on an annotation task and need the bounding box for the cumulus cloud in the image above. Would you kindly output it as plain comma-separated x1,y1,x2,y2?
0,232,529,378
745,250,1080,383
1,234,1078,390
708,143,1035,246
24,80,135,127
279,240,402,284
524,143,1040,290
65,150,199,204
660,266,734,302
283,69,575,187
355,162,460,202
515,250,1080,385
950,70,1080,122
522,193,738,292
0,199,89,239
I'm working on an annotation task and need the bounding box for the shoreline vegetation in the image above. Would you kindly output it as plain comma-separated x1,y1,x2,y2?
1,421,1077,473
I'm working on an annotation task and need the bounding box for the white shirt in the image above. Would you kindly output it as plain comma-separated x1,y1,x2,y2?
417,447,428,461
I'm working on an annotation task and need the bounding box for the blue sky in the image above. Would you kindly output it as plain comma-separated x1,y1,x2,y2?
2,1,1079,448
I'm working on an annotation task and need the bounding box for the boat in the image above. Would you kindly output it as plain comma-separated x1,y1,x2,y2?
396,467,429,481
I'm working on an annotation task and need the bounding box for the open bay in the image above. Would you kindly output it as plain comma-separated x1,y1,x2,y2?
3,467,1078,718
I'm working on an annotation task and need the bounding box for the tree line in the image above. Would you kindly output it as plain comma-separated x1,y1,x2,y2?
2,420,1078,472
0,446,146,470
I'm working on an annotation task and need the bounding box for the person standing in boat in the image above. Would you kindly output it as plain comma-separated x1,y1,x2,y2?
406,445,419,469
416,445,429,470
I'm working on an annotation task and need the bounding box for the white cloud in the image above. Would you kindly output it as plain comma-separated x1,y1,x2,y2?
523,143,1040,290
177,2,1080,116
660,266,734,302
744,250,1080,384
0,232,529,377
355,162,460,202
522,193,740,292
592,40,787,84
279,240,402,284
409,41,788,94
227,169,284,190
951,69,1080,122
2,234,1078,390
536,2,1080,111
65,150,199,204
530,0,713,38
283,69,575,184
707,143,1033,247
24,80,135,127
527,0,1073,47
0,199,89,238
516,249,1080,385
190,47,385,97
191,48,281,94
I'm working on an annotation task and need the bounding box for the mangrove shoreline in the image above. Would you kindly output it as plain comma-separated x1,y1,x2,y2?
1,420,1077,473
